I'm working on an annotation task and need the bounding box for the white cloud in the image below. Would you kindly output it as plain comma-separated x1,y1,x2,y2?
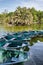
19,0,43,11
0,0,43,13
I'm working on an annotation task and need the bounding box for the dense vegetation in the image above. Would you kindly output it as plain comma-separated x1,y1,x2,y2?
0,7,43,25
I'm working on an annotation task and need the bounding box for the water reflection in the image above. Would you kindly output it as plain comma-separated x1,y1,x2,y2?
0,24,43,33
14,62,24,65
30,36,43,45
4,24,43,32
0,24,43,40
0,24,43,65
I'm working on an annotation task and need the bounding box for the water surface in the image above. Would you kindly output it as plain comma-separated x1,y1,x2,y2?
0,23,43,34
0,24,43,65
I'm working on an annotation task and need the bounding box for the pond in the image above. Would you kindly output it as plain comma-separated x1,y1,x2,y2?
30,36,43,45
0,23,43,33
0,24,43,65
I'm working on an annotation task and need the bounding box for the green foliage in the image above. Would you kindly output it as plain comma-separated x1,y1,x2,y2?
0,7,43,25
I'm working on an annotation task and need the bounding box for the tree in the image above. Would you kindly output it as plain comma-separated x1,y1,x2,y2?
37,11,43,24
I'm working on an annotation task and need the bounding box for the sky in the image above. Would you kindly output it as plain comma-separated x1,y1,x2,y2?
0,0,43,13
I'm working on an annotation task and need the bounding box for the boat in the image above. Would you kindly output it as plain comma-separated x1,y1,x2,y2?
0,30,43,64
0,38,7,47
37,31,43,36
4,34,14,40
0,48,29,65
